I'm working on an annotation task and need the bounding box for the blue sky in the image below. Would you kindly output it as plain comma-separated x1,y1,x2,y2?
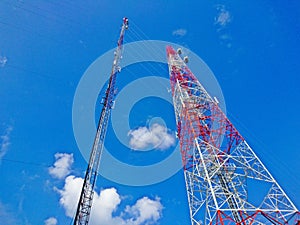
0,1,300,224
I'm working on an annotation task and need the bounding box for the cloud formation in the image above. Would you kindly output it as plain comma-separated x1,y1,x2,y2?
56,175,83,217
49,153,74,179
172,28,187,37
124,197,163,225
0,201,19,225
0,56,7,67
0,126,13,161
128,123,175,151
214,4,233,48
214,5,232,28
57,175,163,225
44,217,57,225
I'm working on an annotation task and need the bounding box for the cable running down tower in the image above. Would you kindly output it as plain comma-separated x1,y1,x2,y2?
166,46,299,225
73,18,129,225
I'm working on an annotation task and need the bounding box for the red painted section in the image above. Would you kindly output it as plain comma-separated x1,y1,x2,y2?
167,45,243,169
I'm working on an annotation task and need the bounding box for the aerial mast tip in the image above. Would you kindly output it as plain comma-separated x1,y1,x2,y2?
123,17,129,29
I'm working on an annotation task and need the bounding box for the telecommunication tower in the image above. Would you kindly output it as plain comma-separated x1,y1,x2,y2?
73,18,129,225
166,46,299,225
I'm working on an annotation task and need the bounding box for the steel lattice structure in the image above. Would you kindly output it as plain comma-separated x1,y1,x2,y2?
166,46,299,225
73,18,129,225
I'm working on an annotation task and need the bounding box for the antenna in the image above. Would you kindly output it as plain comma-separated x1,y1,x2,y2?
73,17,129,225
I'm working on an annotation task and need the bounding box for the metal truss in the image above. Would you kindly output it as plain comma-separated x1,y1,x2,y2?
166,46,299,225
73,18,129,225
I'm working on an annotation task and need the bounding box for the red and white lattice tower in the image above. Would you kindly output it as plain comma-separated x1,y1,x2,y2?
166,46,299,225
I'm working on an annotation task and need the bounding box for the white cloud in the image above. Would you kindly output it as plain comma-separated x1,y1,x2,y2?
214,5,233,48
56,175,83,217
0,126,13,161
44,217,57,225
0,56,7,67
128,123,175,151
124,197,163,225
89,187,123,225
0,201,19,225
172,28,187,37
57,175,163,225
49,153,74,179
215,5,232,28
